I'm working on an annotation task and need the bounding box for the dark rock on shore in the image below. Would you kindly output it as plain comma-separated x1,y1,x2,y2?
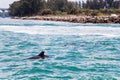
13,15,120,23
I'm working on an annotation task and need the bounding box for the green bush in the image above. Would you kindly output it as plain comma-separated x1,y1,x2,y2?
69,8,79,14
40,9,53,15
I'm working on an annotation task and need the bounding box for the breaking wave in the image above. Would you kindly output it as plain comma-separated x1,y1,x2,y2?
0,25,120,37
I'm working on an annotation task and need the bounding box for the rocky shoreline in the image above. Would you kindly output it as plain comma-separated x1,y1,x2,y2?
13,15,120,23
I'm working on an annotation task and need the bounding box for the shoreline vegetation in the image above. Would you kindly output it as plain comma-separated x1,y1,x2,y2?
10,0,120,23
13,15,120,23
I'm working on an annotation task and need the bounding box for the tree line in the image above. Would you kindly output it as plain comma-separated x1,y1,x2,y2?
9,0,120,16
81,0,120,9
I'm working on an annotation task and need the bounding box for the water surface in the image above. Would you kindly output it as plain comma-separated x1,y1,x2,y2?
0,18,120,80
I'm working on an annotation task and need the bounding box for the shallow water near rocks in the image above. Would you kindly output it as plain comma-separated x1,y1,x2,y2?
0,18,120,80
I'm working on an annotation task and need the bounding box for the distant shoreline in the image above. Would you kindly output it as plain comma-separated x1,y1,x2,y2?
13,15,120,24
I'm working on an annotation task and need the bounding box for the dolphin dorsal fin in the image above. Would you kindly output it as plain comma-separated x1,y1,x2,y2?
38,51,45,57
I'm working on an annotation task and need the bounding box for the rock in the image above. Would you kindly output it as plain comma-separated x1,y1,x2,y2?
13,15,120,23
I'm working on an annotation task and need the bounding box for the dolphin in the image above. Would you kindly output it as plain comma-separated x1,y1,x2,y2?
27,51,49,59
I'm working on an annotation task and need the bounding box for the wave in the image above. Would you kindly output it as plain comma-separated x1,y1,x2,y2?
0,25,120,37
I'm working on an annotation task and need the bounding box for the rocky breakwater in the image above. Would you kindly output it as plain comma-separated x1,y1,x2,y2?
14,15,120,23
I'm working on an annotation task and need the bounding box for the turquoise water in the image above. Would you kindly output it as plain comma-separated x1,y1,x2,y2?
0,18,120,80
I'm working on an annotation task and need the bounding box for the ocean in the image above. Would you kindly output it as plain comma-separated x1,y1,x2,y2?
0,18,120,80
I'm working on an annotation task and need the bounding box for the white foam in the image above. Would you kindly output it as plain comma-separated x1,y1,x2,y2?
0,26,120,37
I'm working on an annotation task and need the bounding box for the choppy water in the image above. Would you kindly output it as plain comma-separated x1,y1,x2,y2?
0,18,120,80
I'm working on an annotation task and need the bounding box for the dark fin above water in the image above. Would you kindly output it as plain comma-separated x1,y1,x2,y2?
26,51,49,60
38,51,45,57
